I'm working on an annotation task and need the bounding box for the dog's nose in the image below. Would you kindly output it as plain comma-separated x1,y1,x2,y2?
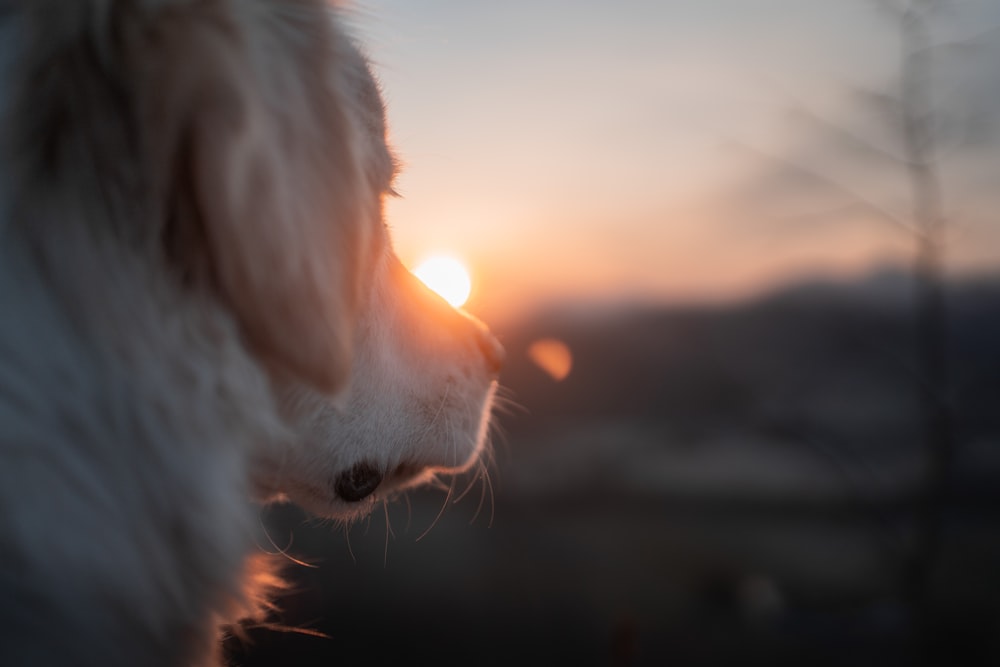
458,311,504,376
334,461,383,502
478,330,505,375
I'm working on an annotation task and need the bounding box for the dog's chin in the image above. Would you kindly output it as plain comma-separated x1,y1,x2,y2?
286,381,497,520
273,367,499,521
282,465,448,521
284,487,380,522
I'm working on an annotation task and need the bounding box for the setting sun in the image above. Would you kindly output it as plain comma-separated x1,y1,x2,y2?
413,255,472,308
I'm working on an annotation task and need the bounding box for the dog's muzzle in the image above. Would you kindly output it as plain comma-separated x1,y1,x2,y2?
478,328,505,376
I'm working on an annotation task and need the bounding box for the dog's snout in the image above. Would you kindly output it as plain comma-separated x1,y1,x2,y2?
478,330,505,375
462,312,504,375
334,461,383,502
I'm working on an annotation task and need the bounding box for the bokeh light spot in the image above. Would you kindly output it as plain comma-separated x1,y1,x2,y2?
528,338,573,381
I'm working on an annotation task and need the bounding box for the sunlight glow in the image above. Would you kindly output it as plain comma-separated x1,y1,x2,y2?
413,255,472,308
528,338,573,381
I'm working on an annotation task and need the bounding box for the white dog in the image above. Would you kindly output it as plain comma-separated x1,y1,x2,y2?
0,1,502,665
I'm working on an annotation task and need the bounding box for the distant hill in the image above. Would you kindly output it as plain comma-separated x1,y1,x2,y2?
494,271,1000,499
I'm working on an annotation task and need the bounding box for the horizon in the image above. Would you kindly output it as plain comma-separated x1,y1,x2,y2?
469,260,1000,330
350,0,1000,326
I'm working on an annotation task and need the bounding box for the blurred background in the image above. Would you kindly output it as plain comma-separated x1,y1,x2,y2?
228,1,1000,665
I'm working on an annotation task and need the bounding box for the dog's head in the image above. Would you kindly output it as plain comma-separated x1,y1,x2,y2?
260,30,505,515
248,12,503,520
165,2,504,518
270,17,503,517
182,4,503,519
7,0,500,521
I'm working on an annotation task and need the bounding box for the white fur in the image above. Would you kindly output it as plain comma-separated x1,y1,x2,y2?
0,2,500,666
273,251,501,519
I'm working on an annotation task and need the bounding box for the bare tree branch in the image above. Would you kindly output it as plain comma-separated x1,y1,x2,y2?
786,105,913,168
870,0,906,20
728,141,922,236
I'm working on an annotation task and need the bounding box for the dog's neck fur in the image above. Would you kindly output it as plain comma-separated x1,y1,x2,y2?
0,221,289,667
0,84,289,661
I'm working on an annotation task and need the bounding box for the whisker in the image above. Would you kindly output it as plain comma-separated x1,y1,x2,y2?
343,524,356,565
416,482,453,542
382,500,392,568
502,398,525,414
483,465,496,528
490,479,497,528
470,461,488,525
484,426,502,470
491,385,527,418
403,491,413,533
442,410,458,471
256,512,317,569
245,622,330,640
452,463,481,504
487,389,518,463
385,501,397,541
418,381,452,442
427,473,451,492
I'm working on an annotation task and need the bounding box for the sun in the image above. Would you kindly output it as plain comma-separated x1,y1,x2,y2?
412,255,473,308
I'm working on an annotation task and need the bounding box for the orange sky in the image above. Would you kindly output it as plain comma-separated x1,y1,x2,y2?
352,1,1000,325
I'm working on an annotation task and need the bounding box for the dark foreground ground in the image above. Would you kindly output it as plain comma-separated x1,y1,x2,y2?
227,272,1000,666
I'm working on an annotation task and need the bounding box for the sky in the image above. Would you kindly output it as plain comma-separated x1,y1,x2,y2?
347,1,1000,324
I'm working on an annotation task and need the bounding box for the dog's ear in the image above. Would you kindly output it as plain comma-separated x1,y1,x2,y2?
141,4,371,395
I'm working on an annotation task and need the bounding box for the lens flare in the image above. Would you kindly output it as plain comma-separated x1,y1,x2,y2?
413,255,472,308
528,338,573,381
